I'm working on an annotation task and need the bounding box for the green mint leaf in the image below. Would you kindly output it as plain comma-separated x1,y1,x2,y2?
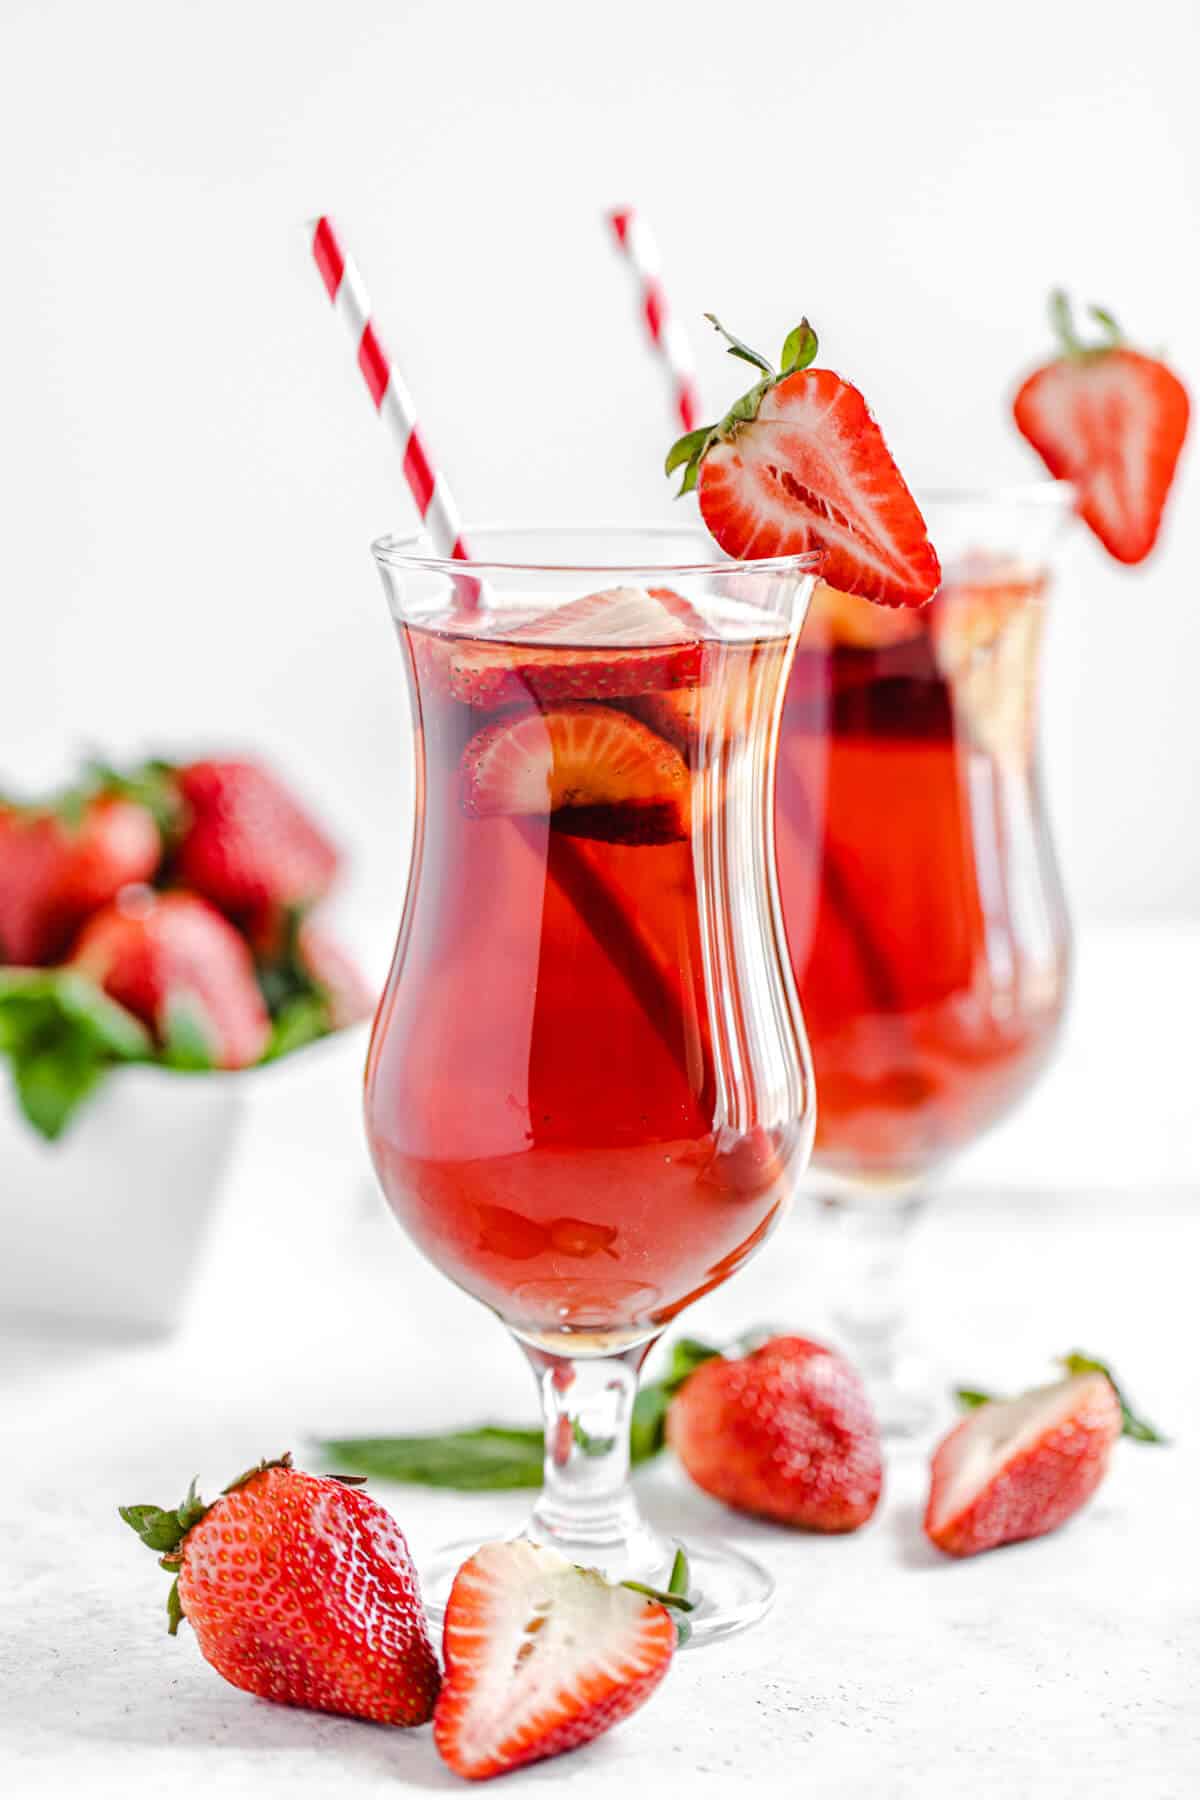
1059,1352,1168,1445
161,995,217,1071
630,1337,722,1464
668,1546,690,1598
665,426,712,477
572,1419,617,1457
11,1039,106,1139
629,1382,670,1465
780,319,819,374
56,972,151,1058
316,1427,546,1490
0,970,150,1060
664,1336,723,1390
955,1387,997,1410
0,970,151,1138
264,994,331,1062
704,313,775,377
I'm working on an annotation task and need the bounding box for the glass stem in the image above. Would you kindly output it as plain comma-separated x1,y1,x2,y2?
821,1187,933,1436
516,1336,672,1582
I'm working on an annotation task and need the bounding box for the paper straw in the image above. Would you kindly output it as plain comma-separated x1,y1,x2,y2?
607,208,701,434
308,213,690,1079
310,215,470,562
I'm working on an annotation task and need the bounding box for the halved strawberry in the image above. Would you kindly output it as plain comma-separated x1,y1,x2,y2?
423,586,703,710
1013,291,1190,564
667,317,941,608
925,1371,1122,1557
461,703,690,844
433,1540,677,1780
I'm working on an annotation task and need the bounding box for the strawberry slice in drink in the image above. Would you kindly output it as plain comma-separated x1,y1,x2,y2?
427,586,705,709
461,702,689,845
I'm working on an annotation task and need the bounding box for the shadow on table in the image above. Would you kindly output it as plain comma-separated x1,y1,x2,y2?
889,1500,945,1571
60,1679,624,1790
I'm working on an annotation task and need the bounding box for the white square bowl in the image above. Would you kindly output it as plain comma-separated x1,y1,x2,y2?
0,1063,249,1338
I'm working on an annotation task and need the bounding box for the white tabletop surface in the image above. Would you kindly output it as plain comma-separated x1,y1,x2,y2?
1,922,1197,1797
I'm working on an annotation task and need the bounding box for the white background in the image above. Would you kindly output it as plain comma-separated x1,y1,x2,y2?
4,0,1198,938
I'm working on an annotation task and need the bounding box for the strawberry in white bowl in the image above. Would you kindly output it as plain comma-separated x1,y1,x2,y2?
0,754,373,1336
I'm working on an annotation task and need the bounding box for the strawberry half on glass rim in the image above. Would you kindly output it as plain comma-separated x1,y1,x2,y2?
1013,291,1190,566
667,316,941,609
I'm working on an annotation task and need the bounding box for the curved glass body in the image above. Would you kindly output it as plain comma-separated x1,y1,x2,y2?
775,485,1074,1424
366,527,819,1639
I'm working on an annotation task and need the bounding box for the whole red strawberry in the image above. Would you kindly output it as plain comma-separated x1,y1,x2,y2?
71,887,270,1068
295,918,375,1028
0,789,161,965
120,1454,439,1725
667,316,941,608
667,1334,883,1531
926,1352,1164,1557
434,1539,677,1780
1013,291,1190,564
173,759,340,930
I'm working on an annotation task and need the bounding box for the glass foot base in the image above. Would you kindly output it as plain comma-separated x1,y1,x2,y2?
421,1530,774,1649
860,1353,939,1440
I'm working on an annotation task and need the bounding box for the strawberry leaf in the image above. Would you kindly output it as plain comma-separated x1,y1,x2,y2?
1087,305,1124,347
665,426,712,478
780,319,819,375
1050,289,1084,357
165,1577,184,1637
704,313,775,377
1059,1352,1168,1445
954,1387,995,1410
1049,291,1128,360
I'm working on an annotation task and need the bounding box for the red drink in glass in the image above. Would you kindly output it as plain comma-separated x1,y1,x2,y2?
777,568,1070,1183
365,571,813,1349
366,530,818,1639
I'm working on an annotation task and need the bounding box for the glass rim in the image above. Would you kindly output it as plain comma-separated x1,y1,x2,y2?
370,523,826,579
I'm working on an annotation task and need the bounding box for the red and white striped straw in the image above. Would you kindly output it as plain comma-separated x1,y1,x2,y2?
607,208,701,434
310,215,469,562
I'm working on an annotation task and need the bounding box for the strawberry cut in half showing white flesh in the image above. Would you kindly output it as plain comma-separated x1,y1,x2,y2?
924,1371,1122,1558
667,317,941,609
433,1540,677,1781
427,587,705,710
1012,291,1190,565
461,702,690,844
